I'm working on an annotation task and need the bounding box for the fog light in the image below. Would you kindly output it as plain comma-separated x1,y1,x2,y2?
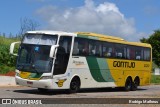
16,72,20,77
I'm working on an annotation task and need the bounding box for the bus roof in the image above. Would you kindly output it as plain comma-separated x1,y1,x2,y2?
76,32,151,48
26,31,151,48
26,30,76,37
77,32,125,41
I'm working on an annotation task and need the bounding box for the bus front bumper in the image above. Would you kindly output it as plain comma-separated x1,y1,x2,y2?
15,76,54,89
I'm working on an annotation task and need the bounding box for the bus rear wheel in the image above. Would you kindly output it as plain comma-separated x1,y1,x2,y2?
124,77,132,91
69,77,80,93
131,78,139,91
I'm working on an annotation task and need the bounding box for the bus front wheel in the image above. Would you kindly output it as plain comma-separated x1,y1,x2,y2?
69,77,80,93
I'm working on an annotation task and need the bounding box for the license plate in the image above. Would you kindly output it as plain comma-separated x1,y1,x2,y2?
27,81,33,85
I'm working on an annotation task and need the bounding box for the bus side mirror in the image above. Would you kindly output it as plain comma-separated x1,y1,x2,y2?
10,41,21,56
49,45,59,58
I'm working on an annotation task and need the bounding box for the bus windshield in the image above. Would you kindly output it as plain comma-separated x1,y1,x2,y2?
16,34,58,73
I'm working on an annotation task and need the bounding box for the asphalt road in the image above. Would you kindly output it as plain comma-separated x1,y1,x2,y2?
0,85,160,98
0,85,160,106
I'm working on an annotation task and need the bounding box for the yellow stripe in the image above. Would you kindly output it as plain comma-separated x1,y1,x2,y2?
19,71,40,80
20,71,31,79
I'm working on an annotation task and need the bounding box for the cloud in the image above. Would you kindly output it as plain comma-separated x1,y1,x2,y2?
36,0,147,41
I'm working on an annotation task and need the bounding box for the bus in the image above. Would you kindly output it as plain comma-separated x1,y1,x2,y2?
10,31,152,93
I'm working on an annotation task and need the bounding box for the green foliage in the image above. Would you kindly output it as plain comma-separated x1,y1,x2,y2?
140,30,160,66
0,65,15,74
151,75,160,84
0,36,20,73
0,45,17,66
0,36,19,45
140,37,148,43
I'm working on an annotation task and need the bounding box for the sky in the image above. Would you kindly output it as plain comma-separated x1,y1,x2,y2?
0,0,160,41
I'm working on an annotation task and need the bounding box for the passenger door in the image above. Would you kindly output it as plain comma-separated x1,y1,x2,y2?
53,36,72,75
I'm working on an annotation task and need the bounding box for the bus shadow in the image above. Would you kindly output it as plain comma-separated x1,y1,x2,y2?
13,89,70,95
13,87,147,95
79,87,147,93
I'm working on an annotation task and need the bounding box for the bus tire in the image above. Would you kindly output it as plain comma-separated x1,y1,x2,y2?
124,77,132,91
69,77,80,93
131,77,139,91
131,82,137,91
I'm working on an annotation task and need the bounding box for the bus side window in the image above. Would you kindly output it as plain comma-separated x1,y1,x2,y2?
144,48,151,61
130,49,135,60
136,56,141,60
108,47,113,57
115,44,125,59
73,42,79,55
82,41,89,56
102,42,114,58
90,46,96,56
88,40,101,57
95,41,102,57
127,46,135,60
73,38,89,56
135,47,143,60
89,40,95,56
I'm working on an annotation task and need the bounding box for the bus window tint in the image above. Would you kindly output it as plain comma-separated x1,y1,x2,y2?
124,47,127,59
73,38,88,56
127,46,135,60
102,42,114,58
58,36,72,54
89,40,102,57
73,41,79,55
89,40,96,56
115,44,126,59
96,41,102,57
127,46,145,60
135,47,143,60
53,36,72,75
73,37,151,61
144,48,151,61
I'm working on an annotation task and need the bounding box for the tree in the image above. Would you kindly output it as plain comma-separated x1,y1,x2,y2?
140,30,160,66
140,37,148,43
19,17,40,37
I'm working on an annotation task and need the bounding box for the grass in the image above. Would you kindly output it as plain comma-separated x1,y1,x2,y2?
151,75,160,84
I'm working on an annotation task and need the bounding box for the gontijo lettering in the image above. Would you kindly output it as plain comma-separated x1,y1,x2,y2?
113,61,135,68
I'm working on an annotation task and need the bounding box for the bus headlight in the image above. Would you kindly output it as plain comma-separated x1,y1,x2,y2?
41,76,52,80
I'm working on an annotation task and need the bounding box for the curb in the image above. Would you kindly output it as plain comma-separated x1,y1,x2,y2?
0,76,19,87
